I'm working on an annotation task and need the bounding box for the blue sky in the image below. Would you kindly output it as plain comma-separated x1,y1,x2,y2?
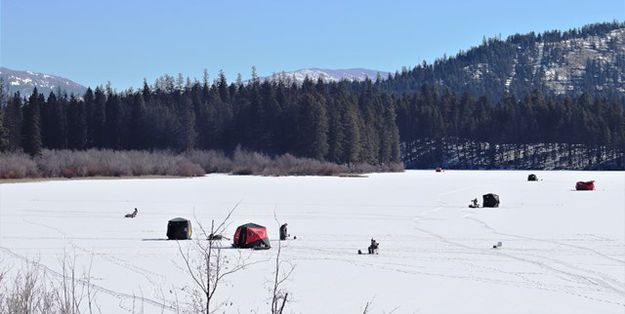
1,0,623,90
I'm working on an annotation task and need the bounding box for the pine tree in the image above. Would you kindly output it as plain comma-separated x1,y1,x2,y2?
0,107,8,152
128,93,147,149
22,88,43,156
357,91,381,164
0,80,9,151
5,92,23,151
176,96,196,152
326,97,344,163
52,91,69,149
67,95,88,149
382,100,401,163
342,104,361,164
105,92,126,149
42,91,68,149
260,81,281,154
297,94,329,160
92,87,106,147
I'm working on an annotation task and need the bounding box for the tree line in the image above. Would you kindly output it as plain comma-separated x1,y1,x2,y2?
396,85,625,148
0,75,401,166
1,72,623,169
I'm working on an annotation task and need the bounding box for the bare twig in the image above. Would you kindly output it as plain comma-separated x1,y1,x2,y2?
278,292,288,314
362,297,375,314
270,211,294,314
0,253,101,314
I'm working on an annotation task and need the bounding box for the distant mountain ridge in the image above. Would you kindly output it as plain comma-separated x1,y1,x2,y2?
0,67,87,97
261,68,390,83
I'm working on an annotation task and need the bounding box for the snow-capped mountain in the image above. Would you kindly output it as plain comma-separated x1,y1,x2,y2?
0,67,87,97
262,68,390,83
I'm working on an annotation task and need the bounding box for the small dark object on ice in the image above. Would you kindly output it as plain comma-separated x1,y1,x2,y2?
124,208,138,218
468,198,480,208
358,249,362,254
252,242,271,250
492,241,502,249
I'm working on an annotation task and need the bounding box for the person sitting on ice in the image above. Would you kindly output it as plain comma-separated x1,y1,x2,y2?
368,238,379,254
124,208,138,218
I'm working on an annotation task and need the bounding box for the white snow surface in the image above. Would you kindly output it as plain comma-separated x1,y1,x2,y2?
0,170,624,313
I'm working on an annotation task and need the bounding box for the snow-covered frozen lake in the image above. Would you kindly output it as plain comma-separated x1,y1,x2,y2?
1,170,624,313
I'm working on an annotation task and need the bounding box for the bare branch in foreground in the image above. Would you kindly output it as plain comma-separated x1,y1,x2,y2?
178,202,249,313
362,297,375,314
0,254,100,314
270,211,294,314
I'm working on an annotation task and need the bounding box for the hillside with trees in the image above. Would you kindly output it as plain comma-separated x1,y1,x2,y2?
378,21,625,100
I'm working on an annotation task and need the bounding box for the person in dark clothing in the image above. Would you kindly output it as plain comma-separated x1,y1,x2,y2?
368,238,379,254
279,223,288,240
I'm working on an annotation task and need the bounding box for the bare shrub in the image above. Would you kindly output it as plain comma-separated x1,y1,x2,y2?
349,162,378,174
231,148,272,175
185,150,234,173
230,150,349,177
0,152,39,179
0,149,403,179
0,256,99,314
269,154,345,176
177,204,249,313
384,162,405,172
349,162,404,174
175,160,205,177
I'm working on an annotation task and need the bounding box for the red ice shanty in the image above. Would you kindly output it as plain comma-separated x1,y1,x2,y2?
233,223,271,249
575,180,595,191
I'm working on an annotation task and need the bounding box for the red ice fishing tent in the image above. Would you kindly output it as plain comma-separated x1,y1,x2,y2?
233,223,271,249
576,181,595,191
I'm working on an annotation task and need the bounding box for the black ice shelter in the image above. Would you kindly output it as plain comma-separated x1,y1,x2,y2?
482,193,500,208
167,217,192,240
